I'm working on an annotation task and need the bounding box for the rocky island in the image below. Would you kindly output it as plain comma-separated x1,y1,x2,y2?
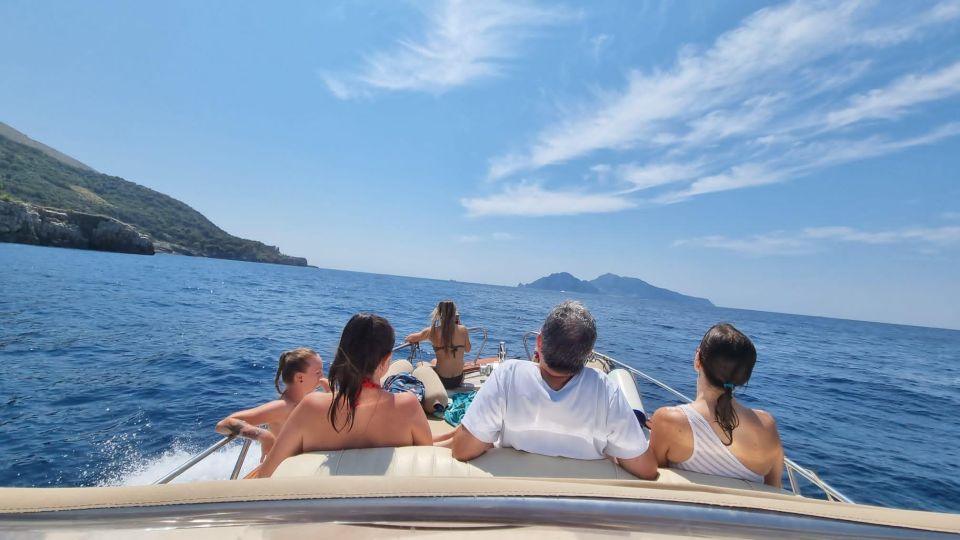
0,122,307,266
520,272,713,307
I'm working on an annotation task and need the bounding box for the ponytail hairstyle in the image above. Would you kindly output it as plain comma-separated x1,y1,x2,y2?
328,313,395,432
697,323,757,446
429,300,458,349
274,347,319,396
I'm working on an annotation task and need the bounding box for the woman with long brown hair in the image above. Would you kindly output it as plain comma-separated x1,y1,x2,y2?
649,323,784,486
258,314,432,478
405,300,471,389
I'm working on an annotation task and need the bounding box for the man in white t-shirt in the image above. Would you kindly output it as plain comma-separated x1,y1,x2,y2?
451,301,658,479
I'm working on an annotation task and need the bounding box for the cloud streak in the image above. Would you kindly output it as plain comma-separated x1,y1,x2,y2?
468,0,960,216
456,232,518,243
461,184,634,217
826,61,960,128
676,224,960,255
323,0,570,99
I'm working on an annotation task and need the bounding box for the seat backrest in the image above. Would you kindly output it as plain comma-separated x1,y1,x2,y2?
273,446,628,479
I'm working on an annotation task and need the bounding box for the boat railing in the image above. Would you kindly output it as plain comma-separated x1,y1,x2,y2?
521,331,853,504
153,435,249,484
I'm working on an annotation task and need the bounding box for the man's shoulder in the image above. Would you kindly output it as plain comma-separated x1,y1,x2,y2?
577,366,620,396
498,359,536,377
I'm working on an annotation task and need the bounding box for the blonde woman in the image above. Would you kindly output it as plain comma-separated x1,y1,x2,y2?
405,300,471,389
215,347,328,460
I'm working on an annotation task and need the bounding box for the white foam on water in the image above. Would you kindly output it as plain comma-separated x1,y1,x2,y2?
100,441,262,486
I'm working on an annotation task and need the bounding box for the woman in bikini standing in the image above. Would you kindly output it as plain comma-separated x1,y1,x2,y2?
405,300,471,389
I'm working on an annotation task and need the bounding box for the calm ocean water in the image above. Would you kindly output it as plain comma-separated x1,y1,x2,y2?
1,243,958,512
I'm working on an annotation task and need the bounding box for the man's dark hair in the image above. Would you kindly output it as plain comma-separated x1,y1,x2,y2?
540,300,597,374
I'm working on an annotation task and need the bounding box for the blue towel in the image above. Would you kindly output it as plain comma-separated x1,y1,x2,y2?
382,373,425,402
444,391,478,427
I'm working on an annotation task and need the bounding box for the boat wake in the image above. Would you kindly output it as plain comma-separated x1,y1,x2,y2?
99,441,260,486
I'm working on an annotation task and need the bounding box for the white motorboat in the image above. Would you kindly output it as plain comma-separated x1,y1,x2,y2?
1,329,958,538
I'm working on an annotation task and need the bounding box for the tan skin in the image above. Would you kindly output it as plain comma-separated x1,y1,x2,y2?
215,353,329,460
257,352,433,478
405,321,471,378
648,350,784,487
449,334,659,480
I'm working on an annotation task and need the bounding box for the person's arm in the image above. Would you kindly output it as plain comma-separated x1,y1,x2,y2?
433,426,459,447
318,378,331,393
451,425,494,461
463,326,472,353
451,364,506,460
618,449,658,480
215,400,285,438
257,397,319,478
405,327,431,344
757,410,784,487
648,406,682,467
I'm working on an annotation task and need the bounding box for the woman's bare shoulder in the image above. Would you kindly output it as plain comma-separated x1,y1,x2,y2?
390,390,421,409
300,392,333,409
651,405,687,429
752,408,782,441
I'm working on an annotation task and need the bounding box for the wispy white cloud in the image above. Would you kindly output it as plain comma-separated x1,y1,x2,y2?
676,224,960,255
653,122,960,203
473,0,960,216
456,232,518,243
588,33,611,60
487,0,872,178
655,163,784,204
803,225,960,245
461,183,634,217
860,0,960,45
322,0,570,99
826,61,960,128
673,233,814,256
616,162,704,192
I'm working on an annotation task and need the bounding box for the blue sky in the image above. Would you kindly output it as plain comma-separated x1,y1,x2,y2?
2,0,959,329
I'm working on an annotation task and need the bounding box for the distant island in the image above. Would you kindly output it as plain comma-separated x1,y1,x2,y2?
520,272,713,307
0,122,307,265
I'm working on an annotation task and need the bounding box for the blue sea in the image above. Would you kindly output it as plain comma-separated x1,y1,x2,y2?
1,243,958,512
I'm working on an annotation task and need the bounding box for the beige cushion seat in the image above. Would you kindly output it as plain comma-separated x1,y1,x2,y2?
272,446,782,495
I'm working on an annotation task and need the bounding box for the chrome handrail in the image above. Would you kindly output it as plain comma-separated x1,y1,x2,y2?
467,326,487,360
521,332,854,504
153,435,237,484
230,438,253,480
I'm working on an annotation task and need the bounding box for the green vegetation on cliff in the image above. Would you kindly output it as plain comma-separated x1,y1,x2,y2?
0,125,306,265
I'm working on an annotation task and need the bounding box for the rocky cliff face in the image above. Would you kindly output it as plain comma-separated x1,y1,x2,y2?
0,200,154,255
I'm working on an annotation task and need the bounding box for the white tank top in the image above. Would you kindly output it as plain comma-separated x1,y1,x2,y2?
671,403,764,483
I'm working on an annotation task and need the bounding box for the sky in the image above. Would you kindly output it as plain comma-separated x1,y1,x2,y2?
1,0,959,329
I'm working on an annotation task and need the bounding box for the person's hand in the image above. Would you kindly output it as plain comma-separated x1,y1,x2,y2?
405,333,419,343
318,378,331,392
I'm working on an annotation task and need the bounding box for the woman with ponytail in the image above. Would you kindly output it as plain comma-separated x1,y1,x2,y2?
216,347,327,460
258,314,432,478
405,300,471,389
649,323,784,486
